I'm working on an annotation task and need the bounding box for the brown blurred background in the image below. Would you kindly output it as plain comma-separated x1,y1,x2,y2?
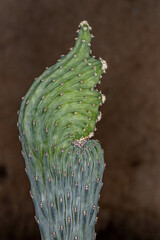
0,0,160,239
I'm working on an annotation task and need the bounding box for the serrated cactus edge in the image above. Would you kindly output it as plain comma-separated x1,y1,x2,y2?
18,20,107,240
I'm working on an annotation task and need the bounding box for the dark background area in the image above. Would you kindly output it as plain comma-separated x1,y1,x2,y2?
0,0,160,239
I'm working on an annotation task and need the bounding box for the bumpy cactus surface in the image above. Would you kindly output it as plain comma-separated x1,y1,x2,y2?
18,21,107,240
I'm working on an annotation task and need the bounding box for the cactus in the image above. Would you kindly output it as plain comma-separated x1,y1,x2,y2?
18,21,107,240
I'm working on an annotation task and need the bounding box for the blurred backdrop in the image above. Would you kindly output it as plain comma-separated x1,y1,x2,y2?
0,0,160,239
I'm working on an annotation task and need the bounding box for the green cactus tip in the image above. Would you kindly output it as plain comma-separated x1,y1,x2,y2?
18,20,107,240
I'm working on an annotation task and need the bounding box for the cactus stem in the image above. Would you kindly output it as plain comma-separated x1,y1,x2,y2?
18,20,107,240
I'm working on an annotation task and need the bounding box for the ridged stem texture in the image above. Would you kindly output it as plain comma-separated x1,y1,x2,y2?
18,20,107,240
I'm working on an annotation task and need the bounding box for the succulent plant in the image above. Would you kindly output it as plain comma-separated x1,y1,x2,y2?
18,20,107,240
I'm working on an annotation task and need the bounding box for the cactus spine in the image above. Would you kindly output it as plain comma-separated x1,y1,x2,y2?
18,21,107,240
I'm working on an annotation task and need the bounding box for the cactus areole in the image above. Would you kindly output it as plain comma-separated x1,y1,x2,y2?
18,21,107,240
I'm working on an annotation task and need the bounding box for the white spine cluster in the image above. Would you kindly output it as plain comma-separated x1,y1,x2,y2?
79,20,92,30
100,57,108,72
102,94,106,104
